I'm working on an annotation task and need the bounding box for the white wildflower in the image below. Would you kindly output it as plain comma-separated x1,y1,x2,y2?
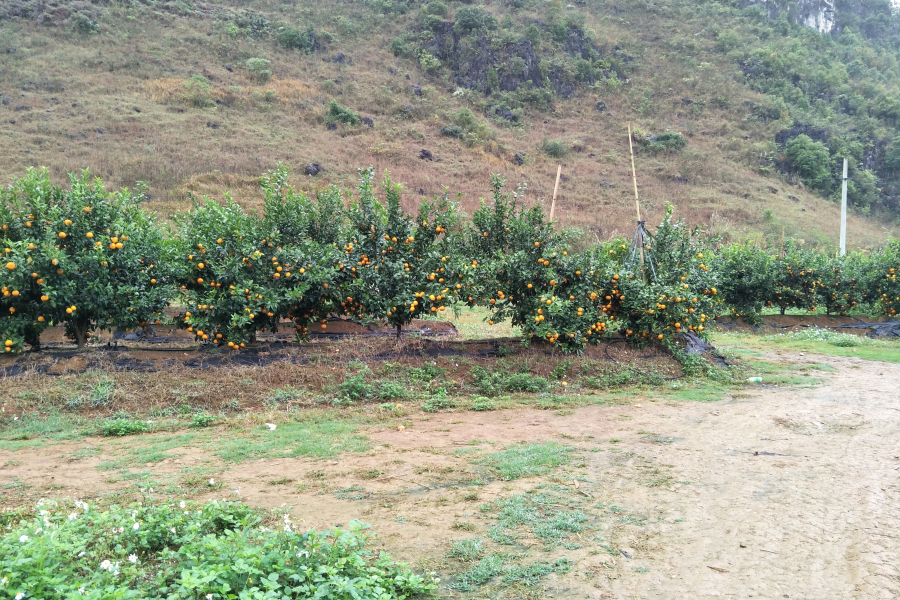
132,522,140,530
208,479,215,485
78,551,86,557
128,554,138,564
206,595,213,600
179,501,186,509
265,423,276,431
68,513,78,520
18,535,28,543
15,592,24,600
297,551,310,559
100,560,112,571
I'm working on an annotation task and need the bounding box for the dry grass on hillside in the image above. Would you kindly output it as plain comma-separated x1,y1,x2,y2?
0,0,894,248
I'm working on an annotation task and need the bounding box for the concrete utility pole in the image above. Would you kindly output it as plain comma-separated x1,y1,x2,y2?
840,157,848,256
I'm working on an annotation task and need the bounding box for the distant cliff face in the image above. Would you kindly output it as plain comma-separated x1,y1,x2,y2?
746,0,898,34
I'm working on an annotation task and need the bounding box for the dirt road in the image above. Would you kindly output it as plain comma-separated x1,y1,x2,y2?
1,352,898,598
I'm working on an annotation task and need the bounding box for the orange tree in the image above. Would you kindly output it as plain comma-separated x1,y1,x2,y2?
0,169,172,350
767,243,824,314
615,206,722,346
259,165,354,336
345,168,470,338
818,252,868,315
465,176,622,352
871,239,900,318
718,243,775,325
174,179,346,347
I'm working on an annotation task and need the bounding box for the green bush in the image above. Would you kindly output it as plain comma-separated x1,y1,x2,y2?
277,27,317,53
182,75,215,108
424,1,448,16
542,139,569,158
245,57,272,82
0,499,435,599
785,135,832,193
453,6,498,35
641,132,687,153
326,100,361,126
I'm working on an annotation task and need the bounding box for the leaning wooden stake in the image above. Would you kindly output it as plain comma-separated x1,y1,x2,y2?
627,124,646,281
549,165,562,222
627,124,642,224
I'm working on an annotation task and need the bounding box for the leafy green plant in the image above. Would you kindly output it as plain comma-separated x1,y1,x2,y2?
0,499,435,599
190,414,215,428
469,396,496,411
101,418,148,437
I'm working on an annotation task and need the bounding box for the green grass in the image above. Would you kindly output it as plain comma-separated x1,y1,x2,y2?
715,331,900,363
448,554,504,591
448,537,485,562
97,433,197,471
502,559,572,586
0,413,91,450
484,491,587,546
475,442,573,481
215,418,370,463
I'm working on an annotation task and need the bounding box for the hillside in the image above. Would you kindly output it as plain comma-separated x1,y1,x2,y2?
1,0,899,248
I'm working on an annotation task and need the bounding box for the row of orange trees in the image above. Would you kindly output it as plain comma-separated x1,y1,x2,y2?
719,240,900,323
1,166,898,355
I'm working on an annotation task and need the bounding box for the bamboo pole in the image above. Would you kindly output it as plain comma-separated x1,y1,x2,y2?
549,165,562,222
627,125,646,277
627,124,642,223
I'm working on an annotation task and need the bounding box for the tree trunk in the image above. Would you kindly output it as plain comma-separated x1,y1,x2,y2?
74,320,88,349
396,324,402,341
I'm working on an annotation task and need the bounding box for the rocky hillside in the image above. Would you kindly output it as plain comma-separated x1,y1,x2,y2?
1,0,899,248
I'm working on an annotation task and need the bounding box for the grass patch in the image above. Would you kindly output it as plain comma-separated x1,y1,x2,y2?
502,558,572,586
475,442,572,480
97,433,197,470
715,331,900,364
482,488,588,547
0,413,90,450
449,554,504,591
448,537,485,561
215,418,369,463
0,499,435,598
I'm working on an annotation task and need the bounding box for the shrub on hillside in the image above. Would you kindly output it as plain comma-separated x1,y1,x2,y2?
542,139,569,158
245,57,272,82
326,99,361,126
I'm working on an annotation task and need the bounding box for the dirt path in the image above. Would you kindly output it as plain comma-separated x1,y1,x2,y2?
1,353,898,598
